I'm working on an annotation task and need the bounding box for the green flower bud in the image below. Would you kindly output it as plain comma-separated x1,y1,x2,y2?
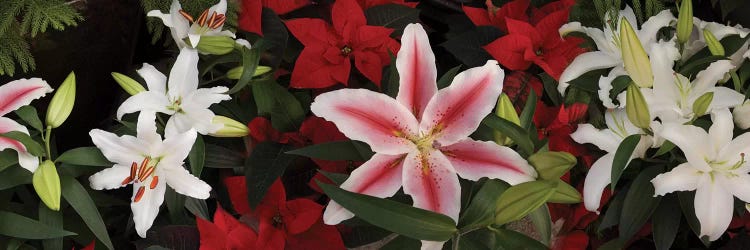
227,65,272,80
111,72,146,96
620,18,654,88
547,180,582,204
703,29,725,56
677,0,694,44
209,116,249,137
692,91,714,117
625,83,652,129
494,93,520,145
33,160,61,211
196,36,236,55
46,72,76,128
528,151,577,180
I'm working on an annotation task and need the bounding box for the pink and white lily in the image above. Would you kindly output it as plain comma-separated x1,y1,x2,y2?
311,23,537,249
0,78,53,172
89,111,211,238
147,0,235,48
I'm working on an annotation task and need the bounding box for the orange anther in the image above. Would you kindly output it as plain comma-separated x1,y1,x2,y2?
178,10,194,23
121,176,133,185
139,166,155,182
197,9,209,26
129,162,138,180
150,176,159,189
134,186,146,202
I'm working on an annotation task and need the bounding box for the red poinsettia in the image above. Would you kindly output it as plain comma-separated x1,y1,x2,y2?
549,186,611,250
239,0,314,36
533,102,589,157
197,206,258,250
463,0,530,32
481,0,584,80
502,71,543,112
357,0,418,9
285,0,400,88
224,177,345,250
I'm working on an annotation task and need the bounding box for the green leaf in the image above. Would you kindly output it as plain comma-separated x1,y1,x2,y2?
437,66,462,89
540,73,563,106
60,174,114,249
611,134,641,190
251,78,305,132
679,55,725,78
519,89,537,130
0,211,75,239
185,197,210,220
481,115,535,156
442,26,502,67
619,165,664,240
204,144,245,169
38,204,62,250
548,180,582,204
21,0,83,37
0,150,18,172
528,151,577,180
383,52,399,98
56,147,111,167
165,187,188,224
14,106,43,132
286,140,373,161
495,180,558,225
653,195,681,250
599,189,626,232
188,135,205,177
364,4,420,37
317,170,349,185
652,140,675,157
0,166,32,190
0,131,44,156
228,45,260,94
245,142,296,207
678,191,710,247
491,227,548,250
528,204,552,246
458,179,509,228
319,182,458,241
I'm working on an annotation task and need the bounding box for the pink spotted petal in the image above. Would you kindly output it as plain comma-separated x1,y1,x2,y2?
441,139,537,185
311,89,418,155
402,150,460,223
420,61,504,146
396,23,438,118
323,153,406,225
0,117,38,172
0,78,53,116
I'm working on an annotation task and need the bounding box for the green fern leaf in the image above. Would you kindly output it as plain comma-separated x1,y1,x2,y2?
21,0,83,37
0,0,24,35
0,24,35,76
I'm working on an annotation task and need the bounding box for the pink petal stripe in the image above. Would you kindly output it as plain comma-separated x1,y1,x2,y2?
311,89,418,155
402,150,460,223
0,78,53,116
441,139,536,185
420,61,504,146
323,153,407,225
396,23,437,118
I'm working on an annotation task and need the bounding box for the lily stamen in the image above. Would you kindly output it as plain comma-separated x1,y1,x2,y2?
134,186,146,203
197,9,209,27
178,10,193,23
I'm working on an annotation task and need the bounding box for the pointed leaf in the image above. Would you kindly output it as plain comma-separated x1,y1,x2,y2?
0,211,75,239
56,147,112,167
245,142,296,207
481,115,535,156
188,135,205,177
611,134,641,190
653,195,681,250
528,204,552,246
519,89,537,130
0,131,44,156
548,180,582,204
458,179,510,228
492,227,548,250
286,140,373,161
60,174,114,249
364,4,420,36
436,66,462,89
495,180,558,225
14,106,43,132
619,165,664,240
0,166,32,190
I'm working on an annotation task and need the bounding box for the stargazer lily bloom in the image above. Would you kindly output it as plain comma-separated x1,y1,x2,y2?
89,111,211,238
312,23,537,249
557,6,675,106
117,48,231,136
148,0,235,48
0,78,53,172
571,109,654,212
652,109,750,241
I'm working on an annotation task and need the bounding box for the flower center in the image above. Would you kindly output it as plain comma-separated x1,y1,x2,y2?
179,9,226,36
122,157,161,203
272,213,284,228
535,49,543,56
167,97,184,113
341,45,353,56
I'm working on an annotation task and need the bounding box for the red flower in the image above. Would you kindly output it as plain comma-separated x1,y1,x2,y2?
533,102,588,157
463,0,530,32
247,117,305,147
357,0,418,9
238,0,313,36
197,206,258,250
553,230,589,250
502,71,543,112
224,177,345,250
264,0,312,15
285,0,400,88
483,1,584,79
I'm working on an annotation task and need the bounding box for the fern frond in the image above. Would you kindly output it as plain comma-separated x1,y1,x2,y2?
645,0,666,18
21,0,83,37
0,24,35,76
0,0,25,34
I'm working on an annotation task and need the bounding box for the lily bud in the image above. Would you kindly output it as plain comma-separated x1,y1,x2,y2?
33,160,61,211
46,72,76,128
692,92,714,117
620,18,654,88
528,151,577,180
209,116,249,137
111,72,146,96
677,0,693,44
703,29,725,56
494,93,520,145
625,83,651,129
733,101,750,129
227,65,272,80
196,36,236,55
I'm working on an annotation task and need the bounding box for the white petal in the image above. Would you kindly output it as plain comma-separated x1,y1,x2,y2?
559,22,612,53
708,109,733,154
137,63,167,94
162,166,211,199
187,32,201,48
16,151,38,172
116,91,171,120
88,164,131,190
648,40,679,93
723,173,750,202
136,111,162,145
734,101,750,129
166,108,220,136
708,87,745,111
160,129,197,165
571,124,621,153
659,122,712,171
638,10,676,46
719,129,750,164
420,241,445,250
650,163,701,196
182,86,230,109
597,67,626,109
167,48,200,99
694,177,734,241
693,60,734,95
0,117,37,172
89,129,145,165
131,180,167,238
558,51,620,95
582,153,615,213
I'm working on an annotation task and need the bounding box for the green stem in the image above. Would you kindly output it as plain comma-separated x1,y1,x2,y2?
451,233,460,250
732,70,743,93
44,126,52,160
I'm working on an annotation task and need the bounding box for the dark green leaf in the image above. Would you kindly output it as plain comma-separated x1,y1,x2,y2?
317,170,349,185
185,197,210,220
258,7,288,69
653,195,681,250
0,150,18,172
319,182,458,241
491,227,548,250
0,131,43,156
56,147,111,167
540,73,563,106
204,144,245,169
437,66,462,89
458,179,509,228
228,45,260,94
619,165,664,240
383,52,399,98
611,134,641,190
0,166,32,190
609,75,632,106
652,140,675,157
679,55,725,78
39,204,62,250
364,4,420,36
678,191,710,247
165,187,188,224
0,211,75,239
442,26,503,67
528,204,552,246
519,89,537,130
566,68,610,93
286,140,372,161
381,235,421,250
188,135,205,177
481,115,535,156
245,142,296,207
599,189,626,232
14,106,43,132
60,174,114,249
251,78,305,132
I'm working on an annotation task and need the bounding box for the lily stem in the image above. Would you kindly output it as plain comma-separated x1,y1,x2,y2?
451,233,460,250
44,125,52,160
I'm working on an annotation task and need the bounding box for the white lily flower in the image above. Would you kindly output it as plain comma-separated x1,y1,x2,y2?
89,111,211,238
117,48,231,136
571,109,654,212
644,60,744,124
652,109,750,241
0,78,53,172
733,100,750,129
683,18,750,64
147,0,235,48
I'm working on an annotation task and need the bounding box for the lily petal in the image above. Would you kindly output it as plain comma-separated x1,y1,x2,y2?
651,163,701,196
167,48,200,99
402,150,460,223
719,124,750,163
311,89,418,155
137,63,167,94
0,117,38,172
89,129,145,166
692,60,733,95
164,108,221,137
659,123,712,171
441,139,536,185
323,153,406,225
137,111,162,146
396,23,438,118
557,51,619,94
116,91,171,120
147,0,189,48
708,87,744,110
420,61,504,146
131,179,167,238
722,173,750,202
582,153,614,213
694,176,734,241
162,166,211,199
0,78,53,116
160,129,197,166
88,164,131,190
637,10,676,46
708,109,733,154
570,124,621,153
420,240,445,250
